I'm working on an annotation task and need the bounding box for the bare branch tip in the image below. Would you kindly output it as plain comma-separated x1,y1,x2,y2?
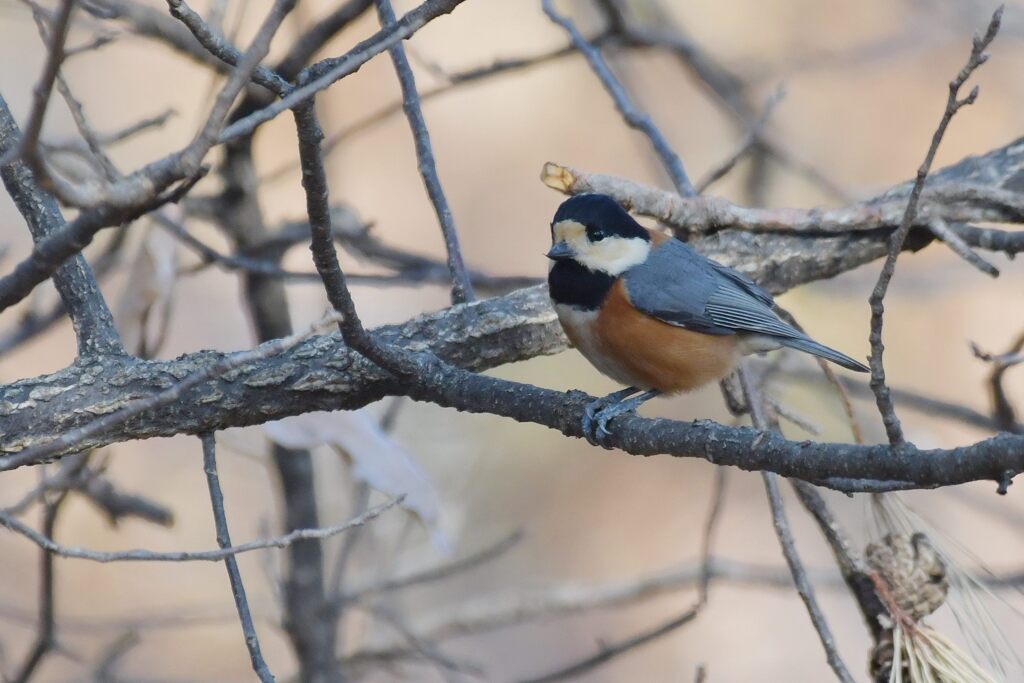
540,161,574,193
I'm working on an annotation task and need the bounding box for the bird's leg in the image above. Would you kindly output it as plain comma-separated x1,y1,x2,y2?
582,388,660,446
583,387,638,441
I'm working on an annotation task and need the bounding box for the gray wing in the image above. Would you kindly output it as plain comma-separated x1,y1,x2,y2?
624,239,803,340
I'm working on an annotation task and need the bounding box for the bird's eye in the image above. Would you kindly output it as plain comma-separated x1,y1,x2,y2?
589,228,606,242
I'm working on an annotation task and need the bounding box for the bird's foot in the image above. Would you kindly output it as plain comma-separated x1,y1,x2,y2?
582,389,659,447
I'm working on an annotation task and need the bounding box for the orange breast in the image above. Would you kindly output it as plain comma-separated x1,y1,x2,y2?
594,280,739,393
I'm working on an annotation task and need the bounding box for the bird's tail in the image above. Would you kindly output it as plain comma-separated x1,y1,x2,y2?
780,336,869,372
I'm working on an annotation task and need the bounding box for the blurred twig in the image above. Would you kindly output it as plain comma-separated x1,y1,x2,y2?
517,606,700,683
0,496,400,563
971,331,1024,434
5,0,74,169
9,456,85,683
157,211,537,293
348,530,523,600
515,443,727,683
788,366,997,434
696,87,785,194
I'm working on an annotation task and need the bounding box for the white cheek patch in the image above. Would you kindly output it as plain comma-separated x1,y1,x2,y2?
552,219,650,276
553,220,586,245
576,237,650,276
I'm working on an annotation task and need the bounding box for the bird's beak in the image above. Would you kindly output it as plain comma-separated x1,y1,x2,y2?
546,241,574,261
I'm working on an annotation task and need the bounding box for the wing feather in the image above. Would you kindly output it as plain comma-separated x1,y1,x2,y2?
623,238,867,372
624,239,803,339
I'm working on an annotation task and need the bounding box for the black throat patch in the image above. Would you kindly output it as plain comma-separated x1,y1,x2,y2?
548,260,615,311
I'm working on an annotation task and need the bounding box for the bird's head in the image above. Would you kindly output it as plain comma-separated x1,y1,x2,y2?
547,193,651,276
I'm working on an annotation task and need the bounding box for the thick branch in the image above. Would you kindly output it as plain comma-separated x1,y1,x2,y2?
0,95,123,357
1,285,1023,490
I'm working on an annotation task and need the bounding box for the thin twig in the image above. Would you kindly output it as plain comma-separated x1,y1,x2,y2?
971,331,1024,433
765,395,822,435
698,467,728,602
260,38,591,184
738,364,855,683
517,606,700,683
925,217,999,276
8,0,75,168
761,473,856,683
348,530,523,599
329,480,370,605
770,306,863,443
292,102,414,376
368,604,484,679
790,481,888,641
93,631,140,683
867,7,1002,445
28,0,294,214
789,366,997,435
200,434,275,683
2,456,172,527
696,86,785,193
540,0,696,197
518,446,725,683
0,496,400,563
0,95,125,358
157,211,536,292
9,477,76,683
218,0,471,144
0,0,305,318
23,0,122,181
0,223,126,358
0,166,204,318
166,0,290,94
375,0,474,304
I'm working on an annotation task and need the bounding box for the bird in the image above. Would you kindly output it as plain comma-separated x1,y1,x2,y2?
545,192,869,444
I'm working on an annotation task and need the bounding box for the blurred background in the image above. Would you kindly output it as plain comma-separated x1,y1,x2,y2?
1,0,1024,680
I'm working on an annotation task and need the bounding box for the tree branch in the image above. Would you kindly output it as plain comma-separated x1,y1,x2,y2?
200,433,275,683
217,0,471,144
541,0,696,197
10,478,74,683
0,95,124,357
0,496,399,563
8,0,75,169
2,283,1024,491
0,0,299,320
762,473,855,683
868,6,1003,445
738,365,854,683
375,0,474,303
0,311,343,470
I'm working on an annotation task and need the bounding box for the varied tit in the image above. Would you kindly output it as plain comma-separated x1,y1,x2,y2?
546,193,869,444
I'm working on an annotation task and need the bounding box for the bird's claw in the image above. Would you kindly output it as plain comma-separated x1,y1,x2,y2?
581,388,657,447
581,401,602,448
582,398,629,447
